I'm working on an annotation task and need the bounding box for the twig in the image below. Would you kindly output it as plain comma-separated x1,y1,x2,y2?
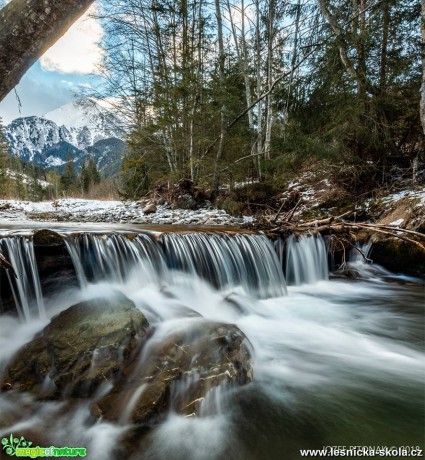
0,252,16,278
284,198,302,223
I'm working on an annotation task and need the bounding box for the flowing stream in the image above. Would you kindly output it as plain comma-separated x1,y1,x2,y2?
0,229,423,459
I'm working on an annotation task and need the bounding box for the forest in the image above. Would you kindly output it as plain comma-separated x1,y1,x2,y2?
0,2,424,458
96,0,423,199
0,0,423,204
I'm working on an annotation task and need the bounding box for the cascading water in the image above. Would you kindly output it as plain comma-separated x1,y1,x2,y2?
161,233,286,298
65,232,286,298
64,233,167,287
0,228,423,460
279,233,329,285
0,236,45,320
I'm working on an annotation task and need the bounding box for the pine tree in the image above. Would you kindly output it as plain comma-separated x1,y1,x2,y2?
60,154,77,195
87,157,101,185
29,163,44,201
79,157,101,194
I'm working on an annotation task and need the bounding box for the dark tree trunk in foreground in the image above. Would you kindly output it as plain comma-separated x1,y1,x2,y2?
0,0,95,102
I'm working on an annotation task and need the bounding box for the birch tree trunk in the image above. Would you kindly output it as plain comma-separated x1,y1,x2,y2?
254,0,263,175
0,0,95,101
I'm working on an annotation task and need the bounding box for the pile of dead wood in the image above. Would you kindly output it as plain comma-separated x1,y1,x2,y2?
243,203,425,254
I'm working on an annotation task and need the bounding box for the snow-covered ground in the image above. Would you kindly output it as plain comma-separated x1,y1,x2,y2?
0,199,243,226
381,188,425,206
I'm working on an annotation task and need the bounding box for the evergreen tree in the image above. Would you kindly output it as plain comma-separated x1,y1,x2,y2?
79,157,101,194
87,157,101,185
13,157,26,200
29,163,44,201
60,154,77,195
119,149,149,200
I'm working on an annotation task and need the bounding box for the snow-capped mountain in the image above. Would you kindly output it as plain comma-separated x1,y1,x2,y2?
5,99,126,176
43,99,124,147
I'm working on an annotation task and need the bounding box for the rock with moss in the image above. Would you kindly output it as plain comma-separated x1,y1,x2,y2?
1,292,149,397
370,237,425,278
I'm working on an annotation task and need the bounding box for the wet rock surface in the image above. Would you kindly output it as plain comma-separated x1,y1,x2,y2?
92,320,253,424
1,293,149,396
1,295,253,427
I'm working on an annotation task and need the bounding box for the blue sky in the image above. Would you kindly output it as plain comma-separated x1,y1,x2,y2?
0,3,105,124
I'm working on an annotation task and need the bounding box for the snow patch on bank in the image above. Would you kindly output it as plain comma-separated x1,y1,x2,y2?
0,199,243,226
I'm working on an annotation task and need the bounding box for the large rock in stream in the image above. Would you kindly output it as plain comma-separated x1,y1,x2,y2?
1,294,253,426
1,292,149,396
91,319,253,424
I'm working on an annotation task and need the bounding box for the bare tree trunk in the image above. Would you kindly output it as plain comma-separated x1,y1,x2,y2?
379,0,390,89
284,0,301,131
254,0,263,176
264,0,275,160
241,0,253,130
190,0,204,181
0,0,94,101
212,0,226,192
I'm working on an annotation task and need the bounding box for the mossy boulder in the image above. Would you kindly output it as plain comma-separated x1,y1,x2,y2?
370,238,425,278
1,292,149,397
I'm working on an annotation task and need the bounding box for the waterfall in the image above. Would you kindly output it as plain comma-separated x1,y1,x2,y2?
0,227,423,459
64,233,167,287
0,236,45,320
349,240,373,264
283,234,329,285
162,233,286,298
0,230,333,319
64,232,286,298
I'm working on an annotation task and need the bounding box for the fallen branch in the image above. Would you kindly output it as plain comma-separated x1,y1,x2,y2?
257,217,425,253
339,223,425,252
335,221,425,241
284,199,302,223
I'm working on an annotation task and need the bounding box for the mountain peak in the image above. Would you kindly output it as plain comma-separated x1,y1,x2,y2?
6,99,126,177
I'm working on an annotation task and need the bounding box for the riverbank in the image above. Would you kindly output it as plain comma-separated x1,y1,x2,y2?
1,185,424,229
0,199,244,226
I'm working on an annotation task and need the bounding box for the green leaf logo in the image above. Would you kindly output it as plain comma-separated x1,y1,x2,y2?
1,434,27,456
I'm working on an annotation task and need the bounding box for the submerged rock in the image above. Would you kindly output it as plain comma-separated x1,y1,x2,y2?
91,320,253,424
1,292,149,396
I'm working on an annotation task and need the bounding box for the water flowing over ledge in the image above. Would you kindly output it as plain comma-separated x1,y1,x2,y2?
0,227,332,319
0,225,423,460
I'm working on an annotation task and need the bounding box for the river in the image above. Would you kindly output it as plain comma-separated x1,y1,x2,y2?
0,228,423,459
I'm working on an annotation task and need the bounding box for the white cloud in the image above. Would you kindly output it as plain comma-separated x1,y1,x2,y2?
40,4,105,75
